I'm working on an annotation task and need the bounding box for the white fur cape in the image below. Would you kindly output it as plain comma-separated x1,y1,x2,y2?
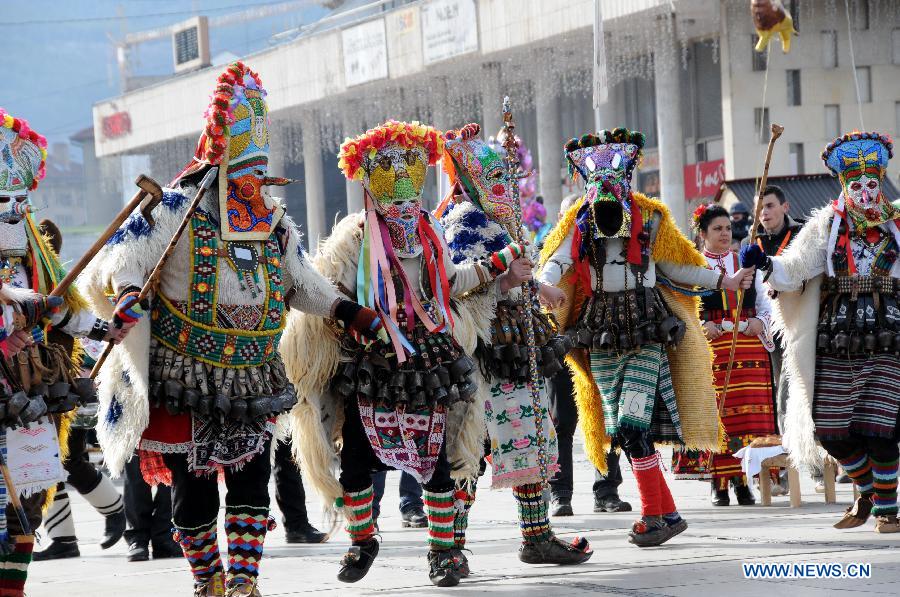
283,211,489,513
80,184,327,476
770,206,833,468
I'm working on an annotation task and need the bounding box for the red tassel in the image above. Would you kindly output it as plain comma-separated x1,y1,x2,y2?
626,195,644,266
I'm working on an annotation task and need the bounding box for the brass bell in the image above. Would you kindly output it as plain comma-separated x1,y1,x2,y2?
229,398,248,422
183,389,201,410
863,333,877,353
73,378,96,404
833,332,850,351
817,332,831,351
877,330,894,351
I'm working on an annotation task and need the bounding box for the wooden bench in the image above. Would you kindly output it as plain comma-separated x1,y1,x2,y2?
758,453,838,507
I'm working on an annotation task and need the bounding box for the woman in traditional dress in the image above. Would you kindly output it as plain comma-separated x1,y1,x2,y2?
674,204,777,506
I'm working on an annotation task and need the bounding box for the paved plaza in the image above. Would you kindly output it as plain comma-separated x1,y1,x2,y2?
30,447,899,596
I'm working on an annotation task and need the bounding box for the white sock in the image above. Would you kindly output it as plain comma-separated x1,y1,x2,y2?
45,487,77,542
82,474,124,517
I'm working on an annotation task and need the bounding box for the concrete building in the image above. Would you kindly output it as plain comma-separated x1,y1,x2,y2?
92,0,900,249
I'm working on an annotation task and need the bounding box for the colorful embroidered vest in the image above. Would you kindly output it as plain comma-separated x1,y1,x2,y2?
151,209,286,368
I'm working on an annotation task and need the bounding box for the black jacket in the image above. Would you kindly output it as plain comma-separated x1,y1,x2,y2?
741,214,804,257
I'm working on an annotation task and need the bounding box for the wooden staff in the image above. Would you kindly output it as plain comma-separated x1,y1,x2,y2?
50,175,163,299
719,123,784,416
500,97,550,484
0,448,32,537
90,167,218,379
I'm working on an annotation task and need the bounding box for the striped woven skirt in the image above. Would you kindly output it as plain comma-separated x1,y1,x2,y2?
589,343,682,444
813,353,900,440
673,332,775,482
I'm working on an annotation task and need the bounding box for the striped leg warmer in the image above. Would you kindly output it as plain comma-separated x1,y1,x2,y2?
82,474,124,518
453,482,477,549
870,456,899,517
837,450,875,496
423,489,455,551
44,483,77,544
513,483,553,544
343,486,376,544
0,536,34,597
224,506,273,590
632,453,663,516
172,518,223,589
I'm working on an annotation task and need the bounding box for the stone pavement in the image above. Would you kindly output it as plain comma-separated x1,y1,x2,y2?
28,447,899,596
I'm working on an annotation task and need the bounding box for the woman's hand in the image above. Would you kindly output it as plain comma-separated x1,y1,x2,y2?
742,317,764,337
538,283,565,309
703,321,722,340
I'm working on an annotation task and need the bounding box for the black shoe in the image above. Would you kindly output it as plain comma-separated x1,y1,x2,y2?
100,510,126,550
518,536,593,565
551,498,573,517
127,542,150,562
594,495,633,513
151,541,183,559
34,539,80,561
628,515,687,547
427,549,461,587
401,507,427,528
337,538,380,583
711,484,730,506
450,548,470,578
285,523,328,544
734,484,756,506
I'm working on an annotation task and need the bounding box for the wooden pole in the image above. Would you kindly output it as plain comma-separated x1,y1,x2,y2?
90,167,218,379
719,123,784,416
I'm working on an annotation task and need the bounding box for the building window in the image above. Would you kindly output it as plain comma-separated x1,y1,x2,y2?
751,35,767,71
789,143,805,175
754,107,770,143
895,101,900,133
856,66,872,102
825,105,841,139
852,0,869,30
894,29,900,65
821,30,838,68
786,70,802,106
696,141,708,163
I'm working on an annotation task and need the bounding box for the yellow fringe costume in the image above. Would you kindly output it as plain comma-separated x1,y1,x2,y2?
539,193,724,473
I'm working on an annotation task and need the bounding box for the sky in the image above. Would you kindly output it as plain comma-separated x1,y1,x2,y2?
1,0,333,149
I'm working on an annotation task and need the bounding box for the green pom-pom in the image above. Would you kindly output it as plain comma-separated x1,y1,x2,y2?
335,497,345,508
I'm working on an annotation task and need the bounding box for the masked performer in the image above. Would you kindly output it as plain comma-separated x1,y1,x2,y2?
80,63,377,597
672,204,776,506
742,131,900,533
436,123,591,573
285,120,528,587
537,129,752,547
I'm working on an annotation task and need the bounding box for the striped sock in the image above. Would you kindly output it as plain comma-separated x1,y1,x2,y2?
632,453,663,516
453,482,477,548
870,456,899,517
837,450,874,495
44,484,77,543
423,489,456,551
172,518,223,588
513,483,553,543
0,535,34,596
82,474,124,518
344,486,376,544
652,454,677,515
224,506,272,589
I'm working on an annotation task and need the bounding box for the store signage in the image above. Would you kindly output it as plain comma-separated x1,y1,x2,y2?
684,159,726,199
342,19,388,87
102,112,132,139
421,0,478,65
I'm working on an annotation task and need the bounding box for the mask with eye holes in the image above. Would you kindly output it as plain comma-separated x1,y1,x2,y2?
443,123,516,227
565,129,644,239
0,110,46,257
822,131,895,230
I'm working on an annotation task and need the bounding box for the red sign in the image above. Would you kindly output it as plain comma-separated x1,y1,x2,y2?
684,159,725,199
102,112,132,139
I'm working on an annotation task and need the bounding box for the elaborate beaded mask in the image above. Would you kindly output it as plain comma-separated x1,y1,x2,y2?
443,123,515,225
823,132,895,229
565,129,644,239
0,109,46,257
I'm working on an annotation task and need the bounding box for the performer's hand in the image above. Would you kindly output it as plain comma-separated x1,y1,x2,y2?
489,242,527,275
6,330,33,356
333,299,385,343
104,322,134,345
722,267,754,291
702,321,722,340
504,257,533,287
740,244,770,270
742,317,764,337
538,283,565,309
112,286,148,328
